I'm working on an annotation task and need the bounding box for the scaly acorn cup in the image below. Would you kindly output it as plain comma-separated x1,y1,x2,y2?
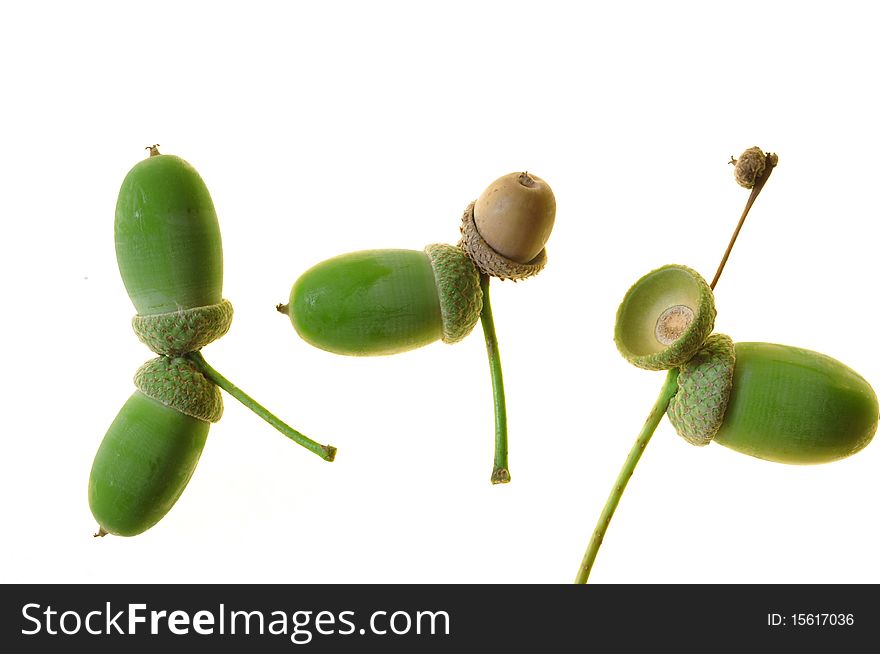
668,335,878,463
614,264,716,370
92,147,336,538
89,357,221,537
281,172,557,484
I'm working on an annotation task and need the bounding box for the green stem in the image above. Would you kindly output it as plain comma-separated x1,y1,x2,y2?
187,351,336,462
480,274,510,484
575,369,680,583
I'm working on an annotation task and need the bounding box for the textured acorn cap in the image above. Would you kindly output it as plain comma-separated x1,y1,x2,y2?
614,264,716,371
424,243,483,343
132,299,233,355
667,333,736,445
134,356,223,423
458,202,547,281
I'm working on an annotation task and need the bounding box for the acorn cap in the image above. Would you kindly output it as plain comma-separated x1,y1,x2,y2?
134,356,223,423
667,333,736,445
424,243,483,343
614,264,716,371
132,299,234,355
458,202,547,281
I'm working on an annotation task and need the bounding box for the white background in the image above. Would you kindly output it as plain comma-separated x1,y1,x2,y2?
2,1,878,584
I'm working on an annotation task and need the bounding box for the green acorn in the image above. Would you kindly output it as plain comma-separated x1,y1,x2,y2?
668,337,878,464
89,357,221,537
91,147,335,538
279,172,557,483
115,145,232,355
280,245,482,356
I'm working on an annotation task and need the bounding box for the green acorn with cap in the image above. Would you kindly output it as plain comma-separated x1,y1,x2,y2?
278,172,556,483
615,265,878,463
89,146,335,538
576,147,879,583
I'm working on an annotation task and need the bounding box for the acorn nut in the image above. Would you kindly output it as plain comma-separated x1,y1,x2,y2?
460,172,555,280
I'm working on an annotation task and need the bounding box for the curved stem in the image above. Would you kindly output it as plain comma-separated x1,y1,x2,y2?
575,369,679,583
187,351,336,462
480,274,510,484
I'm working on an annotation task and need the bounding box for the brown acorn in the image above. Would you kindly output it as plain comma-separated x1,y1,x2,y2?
475,171,555,263
459,172,555,280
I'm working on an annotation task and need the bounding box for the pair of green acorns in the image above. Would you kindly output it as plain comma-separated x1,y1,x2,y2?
88,147,877,544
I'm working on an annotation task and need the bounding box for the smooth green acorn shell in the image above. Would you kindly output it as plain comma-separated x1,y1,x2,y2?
614,264,716,371
288,245,481,356
88,391,209,536
715,343,878,464
115,153,223,315
668,340,879,464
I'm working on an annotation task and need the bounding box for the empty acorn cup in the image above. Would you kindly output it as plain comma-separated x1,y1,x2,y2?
613,264,716,371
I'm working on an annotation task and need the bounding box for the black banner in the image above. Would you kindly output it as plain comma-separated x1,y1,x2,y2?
1,584,874,651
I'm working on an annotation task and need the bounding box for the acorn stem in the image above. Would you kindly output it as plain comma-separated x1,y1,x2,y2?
479,274,510,484
575,368,680,583
710,151,779,290
186,351,337,462
518,171,536,188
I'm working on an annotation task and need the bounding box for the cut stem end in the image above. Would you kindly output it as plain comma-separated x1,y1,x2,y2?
491,468,511,484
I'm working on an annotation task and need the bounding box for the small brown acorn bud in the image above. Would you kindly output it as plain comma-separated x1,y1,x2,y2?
731,147,778,189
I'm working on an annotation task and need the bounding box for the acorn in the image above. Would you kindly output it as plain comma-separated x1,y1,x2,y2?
91,147,335,538
615,265,878,463
575,148,876,584
280,245,482,356
668,335,878,464
459,172,555,280
115,146,232,354
280,171,557,483
89,357,221,537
